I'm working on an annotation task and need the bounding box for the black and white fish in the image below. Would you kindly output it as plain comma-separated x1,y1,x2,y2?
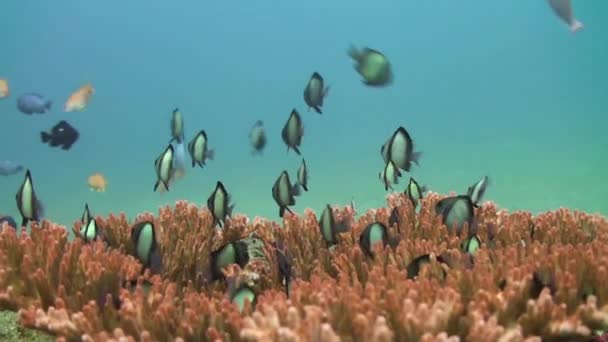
271,170,301,217
188,130,214,168
0,160,23,176
249,120,267,155
0,216,17,230
347,45,393,87
207,181,235,228
131,221,163,275
318,204,351,246
80,218,100,243
405,177,427,207
40,120,80,150
303,72,330,114
210,240,250,280
15,169,45,227
435,195,476,236
153,144,175,192
17,93,52,115
296,158,309,192
359,221,388,258
379,160,400,191
169,108,184,143
274,241,292,297
81,203,92,224
381,127,422,172
281,109,304,155
467,176,490,207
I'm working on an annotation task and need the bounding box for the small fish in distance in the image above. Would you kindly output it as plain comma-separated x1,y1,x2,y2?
0,160,23,176
40,120,80,150
272,170,301,217
348,45,393,87
153,144,175,192
547,0,583,33
303,72,330,114
17,93,52,114
0,79,9,98
249,121,266,155
64,83,94,112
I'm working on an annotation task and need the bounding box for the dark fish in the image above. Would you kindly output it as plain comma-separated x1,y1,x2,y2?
15,170,45,227
0,160,23,176
296,158,309,192
303,72,330,114
389,206,400,233
274,241,292,297
169,108,184,143
0,216,17,230
249,120,266,155
531,271,557,299
383,127,422,172
131,221,163,275
347,45,393,87
405,177,427,207
153,144,174,192
80,218,100,243
379,160,400,191
359,222,388,258
271,170,301,217
406,254,448,280
81,203,92,224
467,176,489,207
40,120,79,150
17,93,52,115
318,204,351,246
210,240,250,280
188,130,214,167
207,181,235,228
547,0,583,33
230,284,257,313
281,109,304,155
435,195,476,236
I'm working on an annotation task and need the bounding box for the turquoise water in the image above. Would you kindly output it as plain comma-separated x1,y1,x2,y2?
1,0,607,231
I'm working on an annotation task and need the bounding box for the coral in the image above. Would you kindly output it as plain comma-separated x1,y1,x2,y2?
0,194,606,341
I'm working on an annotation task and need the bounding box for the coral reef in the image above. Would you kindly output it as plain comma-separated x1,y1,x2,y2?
0,193,607,341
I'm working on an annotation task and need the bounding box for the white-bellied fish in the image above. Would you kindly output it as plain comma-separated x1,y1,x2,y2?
547,0,584,33
210,240,250,280
249,120,267,155
296,158,309,192
379,160,400,191
348,45,393,87
385,127,422,172
406,254,448,280
303,72,330,114
467,176,489,207
230,284,257,313
359,221,388,258
318,204,351,246
15,169,45,227
281,109,304,155
153,144,175,192
80,218,100,243
131,221,163,274
405,177,427,207
169,108,184,143
272,170,301,217
188,130,214,168
207,181,235,228
435,195,476,236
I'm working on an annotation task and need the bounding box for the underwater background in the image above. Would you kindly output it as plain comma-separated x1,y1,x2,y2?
1,0,606,233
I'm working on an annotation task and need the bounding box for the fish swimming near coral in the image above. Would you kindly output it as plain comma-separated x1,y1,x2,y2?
435,195,476,236
379,159,400,191
88,173,108,192
348,45,393,87
210,240,250,280
79,218,100,243
230,284,257,313
296,158,309,192
274,241,292,297
405,177,427,208
303,72,330,114
547,0,583,33
17,93,52,114
41,120,80,150
64,82,94,112
406,254,449,280
467,176,489,207
153,144,175,192
281,109,304,155
318,204,351,246
81,203,92,224
188,130,214,168
157,142,187,193
131,221,163,275
0,79,9,98
0,160,23,176
271,170,301,217
15,169,45,227
169,108,185,144
382,126,422,172
359,221,388,258
249,120,266,155
207,181,235,228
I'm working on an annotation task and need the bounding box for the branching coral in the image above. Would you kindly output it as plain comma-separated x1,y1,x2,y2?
0,194,607,341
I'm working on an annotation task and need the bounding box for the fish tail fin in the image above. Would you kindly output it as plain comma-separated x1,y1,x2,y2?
302,184,308,192
411,151,422,165
153,180,161,192
571,20,584,33
45,100,52,110
40,131,50,143
207,149,215,160
313,106,322,114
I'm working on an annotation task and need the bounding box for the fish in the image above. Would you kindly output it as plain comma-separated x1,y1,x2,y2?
249,120,267,155
271,170,301,217
303,72,330,114
318,204,351,246
359,222,388,258
17,93,52,114
0,79,9,98
80,218,100,243
379,160,400,191
467,176,490,207
156,142,187,193
384,127,422,172
15,170,45,227
210,240,250,280
207,181,235,228
64,83,94,112
347,45,393,87
169,108,184,143
188,130,214,168
0,216,17,230
230,285,257,313
81,203,92,224
461,234,481,256
87,173,108,192
406,254,448,280
405,177,427,207
296,158,309,192
0,160,23,176
131,221,163,275
274,241,292,297
435,195,476,236
547,0,584,33
40,120,80,150
281,109,304,155
389,206,401,233
153,144,175,192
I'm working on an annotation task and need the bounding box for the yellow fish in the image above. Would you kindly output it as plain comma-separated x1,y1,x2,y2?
64,83,94,112
0,79,9,98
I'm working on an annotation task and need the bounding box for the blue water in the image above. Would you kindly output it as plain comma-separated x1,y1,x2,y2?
1,0,607,231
